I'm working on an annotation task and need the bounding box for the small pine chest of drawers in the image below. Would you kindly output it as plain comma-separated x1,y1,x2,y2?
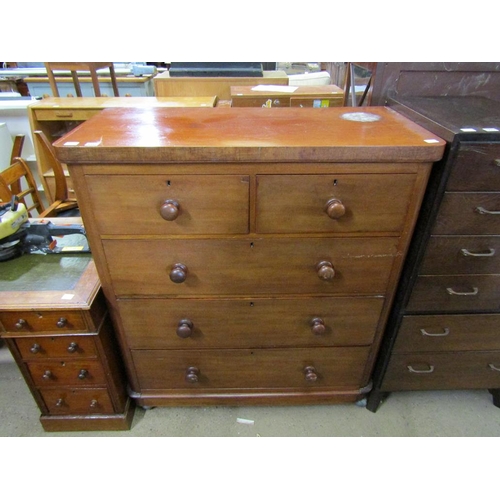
54,107,444,408
0,250,133,431
368,96,500,411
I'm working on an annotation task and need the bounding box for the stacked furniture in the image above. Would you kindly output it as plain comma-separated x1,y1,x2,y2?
368,96,500,411
54,106,444,408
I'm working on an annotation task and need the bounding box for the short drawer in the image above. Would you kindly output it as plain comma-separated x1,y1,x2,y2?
433,192,500,235
27,360,107,387
118,296,384,349
381,351,500,391
85,174,249,235
256,173,416,233
406,275,500,312
420,236,500,275
447,142,500,192
40,388,115,415
394,314,500,353
0,310,88,334
15,335,97,360
33,108,101,121
103,237,398,297
132,347,371,390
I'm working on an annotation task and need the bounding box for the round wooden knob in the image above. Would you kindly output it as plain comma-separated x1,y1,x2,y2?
185,366,200,383
67,342,79,353
42,370,53,380
55,398,64,407
78,369,89,380
90,399,98,408
170,263,188,283
30,343,41,354
325,198,346,219
15,319,27,330
316,261,335,281
311,318,326,335
56,317,67,328
304,366,318,382
160,200,180,221
177,319,194,338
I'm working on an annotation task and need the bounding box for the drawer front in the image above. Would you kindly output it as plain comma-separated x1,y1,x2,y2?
15,335,97,360
394,314,500,353
86,174,250,235
0,310,88,334
433,193,500,235
118,296,384,349
420,236,500,275
381,351,500,391
103,237,398,297
231,96,290,107
447,143,500,192
256,174,416,233
407,275,500,312
133,347,371,390
27,360,106,387
33,108,100,121
40,388,115,415
290,97,343,108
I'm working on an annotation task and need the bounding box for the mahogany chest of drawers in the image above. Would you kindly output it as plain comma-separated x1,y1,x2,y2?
54,107,444,408
367,96,500,411
0,252,133,431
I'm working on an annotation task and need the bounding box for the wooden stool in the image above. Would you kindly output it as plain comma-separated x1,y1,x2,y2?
44,62,119,97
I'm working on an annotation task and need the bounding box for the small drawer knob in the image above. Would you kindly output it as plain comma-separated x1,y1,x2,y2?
55,398,64,407
30,343,41,354
78,369,89,380
42,370,53,380
170,263,188,283
494,159,500,167
304,366,318,382
185,366,200,383
56,317,67,328
89,399,98,408
15,319,27,330
316,261,335,281
67,342,79,353
177,319,194,338
325,198,346,219
160,200,180,221
311,318,326,335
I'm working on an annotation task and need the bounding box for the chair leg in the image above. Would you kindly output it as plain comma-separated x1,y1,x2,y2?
71,71,83,97
109,65,119,97
90,69,101,97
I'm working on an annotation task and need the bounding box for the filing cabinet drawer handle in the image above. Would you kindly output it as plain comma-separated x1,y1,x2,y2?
407,365,434,374
160,199,180,221
304,366,318,382
420,328,450,337
461,248,496,257
476,206,500,215
316,261,335,281
446,287,479,296
324,198,346,219
185,366,200,383
177,319,194,338
488,364,500,372
170,263,188,283
311,318,326,335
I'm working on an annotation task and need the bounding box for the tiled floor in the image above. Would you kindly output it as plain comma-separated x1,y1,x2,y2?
1,342,499,437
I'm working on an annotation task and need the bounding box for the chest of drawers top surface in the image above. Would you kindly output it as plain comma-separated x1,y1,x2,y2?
54,106,445,164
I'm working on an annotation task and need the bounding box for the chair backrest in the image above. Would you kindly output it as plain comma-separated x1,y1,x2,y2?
0,157,45,216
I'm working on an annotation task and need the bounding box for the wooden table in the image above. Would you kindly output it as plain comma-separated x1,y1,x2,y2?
231,84,344,108
154,70,289,100
28,96,218,203
0,219,133,431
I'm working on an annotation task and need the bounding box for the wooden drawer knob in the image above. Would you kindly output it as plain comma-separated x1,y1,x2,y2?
177,319,194,338
311,318,326,335
316,261,335,281
78,369,89,380
90,399,98,408
56,317,67,328
30,343,41,354
160,200,180,221
185,366,200,383
324,198,346,219
67,342,79,353
170,263,188,283
15,319,27,330
304,366,318,382
55,398,65,407
42,370,53,380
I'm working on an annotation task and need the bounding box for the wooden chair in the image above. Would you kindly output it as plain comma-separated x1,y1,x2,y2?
44,62,119,97
33,130,78,214
343,62,377,107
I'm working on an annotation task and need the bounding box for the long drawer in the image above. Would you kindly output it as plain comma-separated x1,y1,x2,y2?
118,296,384,349
406,274,500,312
393,314,500,352
103,237,399,297
381,351,500,391
132,347,371,390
